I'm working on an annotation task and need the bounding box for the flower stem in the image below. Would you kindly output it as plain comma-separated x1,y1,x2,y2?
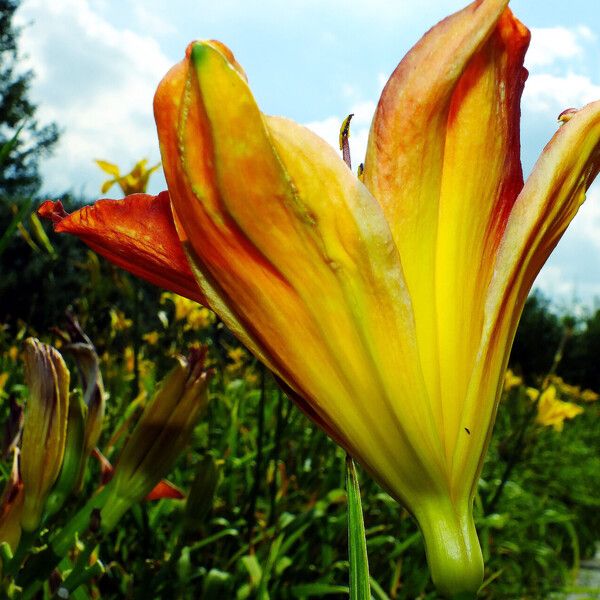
345,455,371,600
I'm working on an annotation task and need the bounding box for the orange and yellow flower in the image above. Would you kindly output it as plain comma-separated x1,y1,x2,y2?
39,0,600,595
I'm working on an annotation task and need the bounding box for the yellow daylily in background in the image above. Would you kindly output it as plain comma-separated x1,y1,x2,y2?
39,0,600,595
503,369,522,392
534,386,584,431
580,389,599,402
96,158,160,195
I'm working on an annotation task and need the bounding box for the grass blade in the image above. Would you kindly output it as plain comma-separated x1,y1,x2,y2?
346,455,371,600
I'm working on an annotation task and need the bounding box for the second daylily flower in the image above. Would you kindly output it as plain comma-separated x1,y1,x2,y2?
39,0,600,595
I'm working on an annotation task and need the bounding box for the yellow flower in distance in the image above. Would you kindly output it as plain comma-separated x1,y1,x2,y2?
39,0,600,595
535,386,584,431
109,307,132,332
96,158,160,196
580,388,599,403
503,369,522,392
143,331,160,345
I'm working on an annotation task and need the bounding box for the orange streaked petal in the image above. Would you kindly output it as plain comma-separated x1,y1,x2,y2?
153,43,289,379
38,192,206,305
362,0,512,443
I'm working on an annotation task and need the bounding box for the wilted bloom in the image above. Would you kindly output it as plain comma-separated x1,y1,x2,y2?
39,0,600,594
20,339,69,532
43,394,86,519
534,386,584,431
100,349,210,532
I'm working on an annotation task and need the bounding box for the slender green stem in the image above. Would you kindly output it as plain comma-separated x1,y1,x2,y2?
58,541,99,594
345,455,370,600
16,486,111,590
246,365,266,544
131,279,141,399
268,389,285,526
4,531,35,578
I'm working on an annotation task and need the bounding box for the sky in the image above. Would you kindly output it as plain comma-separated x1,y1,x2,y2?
14,0,600,308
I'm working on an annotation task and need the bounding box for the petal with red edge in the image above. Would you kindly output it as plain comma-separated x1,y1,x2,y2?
454,101,600,492
146,480,185,501
38,192,205,305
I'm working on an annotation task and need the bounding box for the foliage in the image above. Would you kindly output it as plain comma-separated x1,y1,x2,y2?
1,156,599,598
0,255,598,597
510,291,563,381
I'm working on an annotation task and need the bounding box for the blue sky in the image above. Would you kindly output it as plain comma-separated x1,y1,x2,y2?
15,0,600,307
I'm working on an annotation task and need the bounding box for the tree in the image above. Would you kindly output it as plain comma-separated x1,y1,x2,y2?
510,290,563,380
0,0,59,198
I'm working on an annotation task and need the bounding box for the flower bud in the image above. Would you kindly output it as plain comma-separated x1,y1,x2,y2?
44,393,86,519
0,450,25,553
63,340,105,491
20,338,70,532
100,349,210,532
182,455,221,534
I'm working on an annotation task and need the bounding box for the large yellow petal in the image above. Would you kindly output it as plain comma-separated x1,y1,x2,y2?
435,9,530,461
362,0,516,447
155,41,448,505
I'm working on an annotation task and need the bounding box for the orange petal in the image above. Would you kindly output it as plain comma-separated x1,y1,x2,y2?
38,192,206,305
146,479,185,501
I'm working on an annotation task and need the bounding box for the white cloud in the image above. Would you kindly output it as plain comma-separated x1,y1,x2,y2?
569,187,600,252
533,186,600,305
533,264,577,298
522,24,600,116
525,26,593,68
16,0,170,196
523,72,600,114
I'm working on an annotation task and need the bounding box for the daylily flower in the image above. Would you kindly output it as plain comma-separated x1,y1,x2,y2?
39,0,600,595
503,369,522,392
533,385,584,431
95,158,160,196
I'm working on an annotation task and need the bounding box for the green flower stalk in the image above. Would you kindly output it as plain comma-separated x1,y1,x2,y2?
20,339,69,532
100,348,210,532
